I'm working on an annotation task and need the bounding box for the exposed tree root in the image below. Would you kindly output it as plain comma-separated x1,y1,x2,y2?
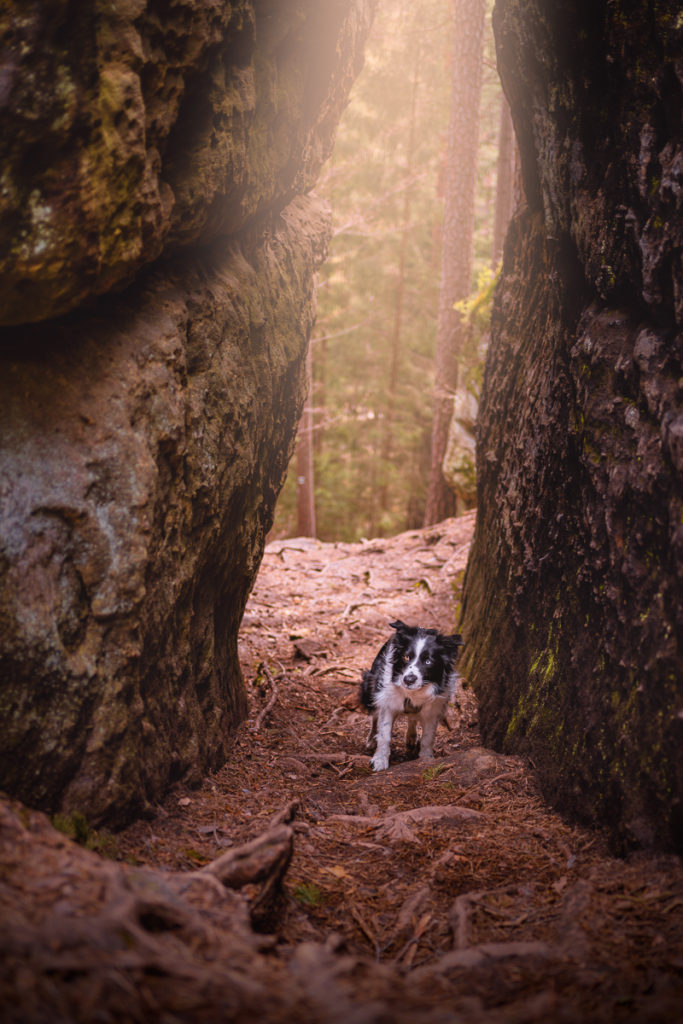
328,803,483,843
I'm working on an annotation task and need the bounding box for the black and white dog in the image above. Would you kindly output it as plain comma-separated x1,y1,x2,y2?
360,619,464,771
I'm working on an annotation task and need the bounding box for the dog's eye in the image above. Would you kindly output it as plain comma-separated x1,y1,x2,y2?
402,653,410,664
422,656,432,665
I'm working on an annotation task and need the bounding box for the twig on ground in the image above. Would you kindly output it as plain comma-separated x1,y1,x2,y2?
253,663,280,732
392,886,432,962
395,912,433,968
449,769,522,803
341,598,382,619
350,902,381,958
294,751,369,767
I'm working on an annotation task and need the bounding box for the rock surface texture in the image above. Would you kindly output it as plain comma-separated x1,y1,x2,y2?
461,1,683,852
0,0,374,825
0,0,371,325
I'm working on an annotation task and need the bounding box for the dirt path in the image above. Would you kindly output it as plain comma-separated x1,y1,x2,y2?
2,512,683,1023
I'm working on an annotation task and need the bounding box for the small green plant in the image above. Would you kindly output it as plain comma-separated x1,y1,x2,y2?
422,763,448,782
51,811,118,859
293,881,325,907
52,810,90,844
183,847,209,865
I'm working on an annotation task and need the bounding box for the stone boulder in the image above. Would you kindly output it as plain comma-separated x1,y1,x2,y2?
0,0,375,825
0,0,371,325
0,196,329,825
461,1,683,852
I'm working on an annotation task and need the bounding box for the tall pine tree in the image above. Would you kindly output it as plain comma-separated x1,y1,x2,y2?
424,0,486,525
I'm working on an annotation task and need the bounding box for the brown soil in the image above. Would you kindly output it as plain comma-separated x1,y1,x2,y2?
2,511,683,1023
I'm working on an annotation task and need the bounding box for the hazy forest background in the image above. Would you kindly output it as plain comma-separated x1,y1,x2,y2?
272,0,516,542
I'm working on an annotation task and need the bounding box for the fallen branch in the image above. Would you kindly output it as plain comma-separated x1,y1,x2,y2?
314,665,359,678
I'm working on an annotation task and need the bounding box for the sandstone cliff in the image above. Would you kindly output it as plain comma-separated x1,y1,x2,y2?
461,1,683,852
0,0,374,825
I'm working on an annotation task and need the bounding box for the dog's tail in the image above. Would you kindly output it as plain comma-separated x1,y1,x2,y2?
359,671,376,713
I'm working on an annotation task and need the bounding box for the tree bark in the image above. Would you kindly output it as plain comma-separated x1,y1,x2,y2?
379,48,421,520
424,0,486,526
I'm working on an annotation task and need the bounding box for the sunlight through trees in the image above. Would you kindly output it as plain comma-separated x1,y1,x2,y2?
275,0,512,541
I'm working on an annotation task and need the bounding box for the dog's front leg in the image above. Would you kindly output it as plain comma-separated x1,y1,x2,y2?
405,716,419,758
418,702,444,760
370,708,395,771
364,714,378,752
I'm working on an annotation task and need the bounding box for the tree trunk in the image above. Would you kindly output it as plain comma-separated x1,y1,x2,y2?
313,336,325,457
296,347,316,537
378,48,421,520
423,0,486,526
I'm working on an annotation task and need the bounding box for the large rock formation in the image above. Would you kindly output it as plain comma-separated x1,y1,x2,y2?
461,1,683,852
0,0,374,826
0,0,371,325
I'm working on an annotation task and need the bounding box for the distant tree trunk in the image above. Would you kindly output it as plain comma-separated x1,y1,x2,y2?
491,94,515,269
296,347,316,537
378,47,421,520
423,0,486,526
314,335,326,457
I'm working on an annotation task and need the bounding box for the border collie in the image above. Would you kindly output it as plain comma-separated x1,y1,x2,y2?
359,619,464,771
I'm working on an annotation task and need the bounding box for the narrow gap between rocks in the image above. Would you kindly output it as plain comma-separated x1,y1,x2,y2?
107,510,683,1022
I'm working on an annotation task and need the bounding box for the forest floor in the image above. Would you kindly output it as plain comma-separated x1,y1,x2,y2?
2,511,683,1023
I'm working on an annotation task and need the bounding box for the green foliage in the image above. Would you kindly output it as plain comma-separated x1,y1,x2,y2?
293,881,325,907
183,847,210,866
421,762,448,781
52,810,118,859
453,265,499,397
274,0,502,541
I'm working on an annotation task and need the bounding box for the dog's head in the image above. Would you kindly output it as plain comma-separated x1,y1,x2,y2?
388,619,464,691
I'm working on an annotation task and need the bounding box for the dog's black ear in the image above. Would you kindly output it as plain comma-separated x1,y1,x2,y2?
389,619,409,631
442,633,465,654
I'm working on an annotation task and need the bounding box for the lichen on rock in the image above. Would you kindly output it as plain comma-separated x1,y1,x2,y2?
0,0,372,325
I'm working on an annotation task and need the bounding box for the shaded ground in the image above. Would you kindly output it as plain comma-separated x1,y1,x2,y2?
2,511,683,1022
